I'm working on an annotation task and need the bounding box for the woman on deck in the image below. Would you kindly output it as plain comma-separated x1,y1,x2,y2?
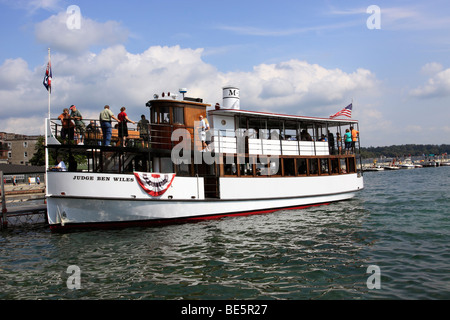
117,107,136,147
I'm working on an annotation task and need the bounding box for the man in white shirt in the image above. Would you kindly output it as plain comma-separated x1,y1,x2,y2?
199,115,209,150
51,157,67,171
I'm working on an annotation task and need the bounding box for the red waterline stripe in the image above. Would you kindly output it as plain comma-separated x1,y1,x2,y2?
49,202,331,232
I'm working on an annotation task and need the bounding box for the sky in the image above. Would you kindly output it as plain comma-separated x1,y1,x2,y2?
1,0,450,147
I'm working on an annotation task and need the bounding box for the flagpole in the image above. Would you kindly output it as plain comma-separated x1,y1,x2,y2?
45,48,51,186
47,48,51,119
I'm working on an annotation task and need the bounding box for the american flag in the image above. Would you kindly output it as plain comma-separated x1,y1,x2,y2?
43,60,52,93
330,103,352,119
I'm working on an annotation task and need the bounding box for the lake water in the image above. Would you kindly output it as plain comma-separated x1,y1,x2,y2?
1,166,449,301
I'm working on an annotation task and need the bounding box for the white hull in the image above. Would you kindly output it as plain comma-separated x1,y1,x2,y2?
46,172,363,230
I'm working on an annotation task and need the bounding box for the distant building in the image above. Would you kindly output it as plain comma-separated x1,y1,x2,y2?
0,163,45,184
0,132,42,165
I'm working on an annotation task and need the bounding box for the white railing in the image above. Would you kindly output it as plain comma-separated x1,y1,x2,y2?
210,131,329,156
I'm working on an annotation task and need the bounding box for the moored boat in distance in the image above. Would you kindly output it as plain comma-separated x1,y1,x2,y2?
363,165,384,172
44,87,364,231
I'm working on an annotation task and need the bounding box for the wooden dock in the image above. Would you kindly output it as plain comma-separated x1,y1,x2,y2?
1,179,48,230
2,204,48,229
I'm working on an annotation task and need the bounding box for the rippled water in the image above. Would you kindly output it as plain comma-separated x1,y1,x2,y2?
1,167,449,300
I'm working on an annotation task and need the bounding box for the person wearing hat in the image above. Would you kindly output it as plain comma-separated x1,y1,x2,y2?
69,105,86,145
58,107,75,144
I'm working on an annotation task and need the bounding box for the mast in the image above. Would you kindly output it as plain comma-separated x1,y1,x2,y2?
45,48,51,186
47,48,51,119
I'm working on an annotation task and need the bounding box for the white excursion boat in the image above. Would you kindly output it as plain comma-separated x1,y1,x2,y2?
45,87,364,231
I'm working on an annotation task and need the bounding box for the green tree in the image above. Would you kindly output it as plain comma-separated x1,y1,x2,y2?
29,136,48,166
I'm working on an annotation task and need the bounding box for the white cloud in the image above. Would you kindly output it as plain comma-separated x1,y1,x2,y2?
410,67,450,98
224,60,378,115
34,12,129,54
0,45,380,136
421,62,443,75
0,58,33,90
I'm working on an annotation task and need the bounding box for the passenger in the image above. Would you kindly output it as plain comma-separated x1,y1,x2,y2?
99,105,120,146
336,132,342,155
344,129,352,155
351,126,359,154
86,120,101,145
199,115,209,150
319,134,327,141
69,105,86,145
328,130,335,154
301,129,312,141
50,156,67,171
137,115,150,148
58,108,75,144
117,107,136,147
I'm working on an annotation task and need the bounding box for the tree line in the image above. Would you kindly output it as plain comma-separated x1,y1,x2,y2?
360,144,450,159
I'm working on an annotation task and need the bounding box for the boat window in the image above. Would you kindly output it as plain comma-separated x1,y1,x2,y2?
173,107,184,125
348,157,356,173
309,158,318,175
340,158,347,174
283,158,296,176
320,158,329,175
267,119,281,140
297,158,307,175
269,157,281,176
330,158,340,174
176,163,190,176
300,124,313,141
223,155,238,176
248,118,263,139
160,157,173,173
284,121,298,140
238,157,255,176
238,116,247,129
151,106,158,124
270,129,280,140
159,106,170,124
254,156,279,176
260,129,270,140
224,162,237,176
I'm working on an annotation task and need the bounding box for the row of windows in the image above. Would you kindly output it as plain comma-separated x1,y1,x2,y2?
7,152,28,158
171,156,357,177
222,156,357,177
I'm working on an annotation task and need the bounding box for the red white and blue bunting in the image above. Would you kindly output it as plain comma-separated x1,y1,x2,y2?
134,172,176,197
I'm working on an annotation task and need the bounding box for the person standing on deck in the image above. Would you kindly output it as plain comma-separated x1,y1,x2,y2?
351,126,359,154
199,115,209,150
117,107,136,147
99,105,119,146
69,105,86,145
344,129,352,155
137,115,150,148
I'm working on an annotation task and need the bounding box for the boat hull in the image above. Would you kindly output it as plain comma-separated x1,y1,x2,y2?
46,172,363,230
47,192,358,230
